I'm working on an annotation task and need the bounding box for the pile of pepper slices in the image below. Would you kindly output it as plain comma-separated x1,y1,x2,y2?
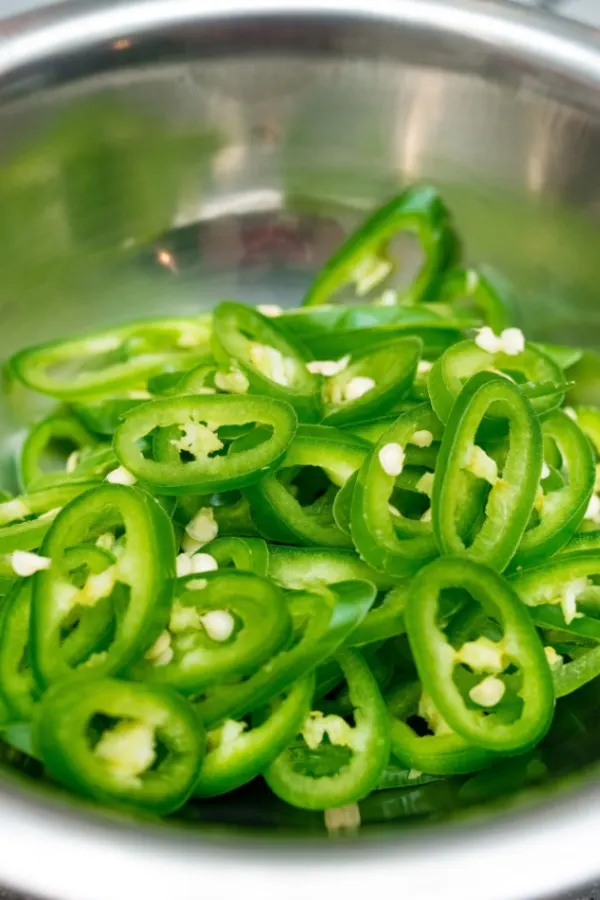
1,185,600,823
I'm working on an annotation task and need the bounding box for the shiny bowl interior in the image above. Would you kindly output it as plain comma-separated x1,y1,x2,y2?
3,1,600,898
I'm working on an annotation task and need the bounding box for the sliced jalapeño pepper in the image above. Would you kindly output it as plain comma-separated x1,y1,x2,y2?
130,570,291,694
321,337,422,426
203,536,269,577
432,372,542,572
31,484,176,688
267,545,394,592
264,649,390,809
114,394,297,495
194,673,315,798
434,267,513,334
0,545,116,719
9,317,211,400
243,425,369,548
302,186,455,307
193,580,376,726
514,410,595,566
20,413,96,490
387,681,497,775
34,677,204,814
428,338,567,423
211,302,320,422
350,404,443,576
405,557,554,753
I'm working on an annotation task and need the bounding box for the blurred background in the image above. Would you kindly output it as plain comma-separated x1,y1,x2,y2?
0,0,598,26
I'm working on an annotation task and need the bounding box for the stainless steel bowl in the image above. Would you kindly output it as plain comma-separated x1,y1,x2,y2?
3,1,600,898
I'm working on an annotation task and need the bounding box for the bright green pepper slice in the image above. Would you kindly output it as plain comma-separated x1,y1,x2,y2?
509,550,600,643
434,267,513,333
130,570,291,694
0,480,103,557
264,649,390,810
244,425,369,548
203,536,269,577
351,405,443,577
514,410,595,566
194,674,315,798
193,580,376,726
302,186,455,307
114,394,297,495
428,338,567,423
321,337,421,426
267,545,394,591
0,545,116,719
73,397,146,437
9,317,211,400
387,681,497,775
20,413,96,490
31,484,175,688
34,677,204,814
405,557,554,754
211,302,320,422
432,372,542,572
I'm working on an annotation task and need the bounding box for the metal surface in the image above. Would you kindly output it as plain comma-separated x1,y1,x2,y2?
4,0,600,899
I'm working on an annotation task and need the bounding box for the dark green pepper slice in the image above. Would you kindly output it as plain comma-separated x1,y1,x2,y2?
302,186,455,307
194,673,314,798
434,267,513,333
264,649,390,810
114,394,297,495
432,372,542,572
34,677,204,814
31,484,175,688
405,557,554,753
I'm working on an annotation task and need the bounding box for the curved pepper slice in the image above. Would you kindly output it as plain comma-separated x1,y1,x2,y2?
509,550,600,642
114,394,297,495
0,480,103,557
321,337,421,426
267,545,394,592
405,557,554,754
9,317,211,400
264,649,390,809
350,404,443,576
34,677,204,814
432,372,542,572
387,681,497,775
434,267,513,333
514,410,595,566
20,413,96,490
302,186,455,307
131,570,291,694
428,338,566,423
211,302,320,422
243,425,369,548
194,580,376,726
0,545,116,719
194,674,314,798
31,484,176,688
203,536,269,577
